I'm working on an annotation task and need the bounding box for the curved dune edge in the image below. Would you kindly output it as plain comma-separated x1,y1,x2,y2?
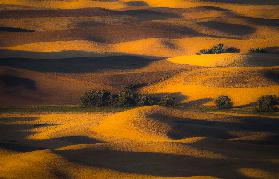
239,168,279,179
3,36,279,58
142,83,279,106
0,0,205,9
91,106,225,159
92,106,170,142
1,0,278,19
0,149,178,179
167,54,279,67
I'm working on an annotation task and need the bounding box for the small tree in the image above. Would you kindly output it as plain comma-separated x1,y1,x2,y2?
136,95,155,106
249,48,267,54
198,44,240,54
80,90,112,107
116,88,139,107
256,95,278,112
159,95,176,107
226,47,240,53
215,96,233,109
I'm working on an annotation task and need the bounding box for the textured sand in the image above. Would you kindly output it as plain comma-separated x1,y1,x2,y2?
1,108,279,178
0,0,279,178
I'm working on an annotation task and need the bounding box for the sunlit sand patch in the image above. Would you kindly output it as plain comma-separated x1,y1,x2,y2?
58,140,225,159
0,149,167,179
142,68,279,106
239,168,279,179
143,83,279,106
4,36,279,58
26,113,109,140
92,106,170,142
6,40,107,53
0,0,126,10
0,1,279,178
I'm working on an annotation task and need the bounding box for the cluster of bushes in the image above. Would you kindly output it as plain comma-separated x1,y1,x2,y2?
256,95,278,112
214,95,278,112
80,88,176,108
81,88,278,112
197,44,240,55
248,48,267,54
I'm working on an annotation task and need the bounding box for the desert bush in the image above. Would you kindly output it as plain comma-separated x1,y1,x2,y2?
256,95,278,112
226,47,240,53
115,87,139,107
136,95,155,106
249,48,267,53
215,96,233,109
198,44,240,54
159,95,176,107
80,90,112,107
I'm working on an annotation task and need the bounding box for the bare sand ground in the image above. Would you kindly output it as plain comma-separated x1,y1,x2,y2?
0,0,279,178
0,0,278,106
0,107,279,178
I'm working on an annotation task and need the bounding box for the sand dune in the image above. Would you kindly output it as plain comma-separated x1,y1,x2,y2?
168,53,279,67
1,0,279,178
143,53,279,106
1,107,279,178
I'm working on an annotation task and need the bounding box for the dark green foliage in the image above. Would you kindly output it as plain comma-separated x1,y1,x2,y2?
81,88,177,108
159,95,176,107
215,96,233,109
249,48,267,53
226,47,240,53
115,88,139,107
256,95,278,112
198,44,240,54
137,95,155,106
80,90,113,107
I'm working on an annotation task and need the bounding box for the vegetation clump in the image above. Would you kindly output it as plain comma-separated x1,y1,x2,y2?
249,48,267,53
198,44,240,54
80,90,113,107
80,87,177,108
159,95,176,107
256,95,278,112
115,87,139,107
215,96,233,109
136,94,155,106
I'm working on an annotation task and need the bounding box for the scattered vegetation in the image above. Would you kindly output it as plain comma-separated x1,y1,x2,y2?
81,87,176,108
215,96,233,109
249,48,267,53
80,90,113,107
115,88,139,107
159,95,176,107
137,95,155,106
198,44,240,54
256,95,278,112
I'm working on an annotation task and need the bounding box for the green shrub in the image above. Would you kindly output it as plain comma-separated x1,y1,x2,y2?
256,95,278,112
80,90,112,107
136,95,155,106
226,47,240,53
159,95,176,107
198,44,240,54
115,88,139,107
249,48,267,53
215,96,233,109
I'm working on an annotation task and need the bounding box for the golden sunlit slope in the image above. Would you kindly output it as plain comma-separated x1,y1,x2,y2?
1,0,279,107
142,53,279,106
0,56,187,106
168,53,279,67
1,108,279,178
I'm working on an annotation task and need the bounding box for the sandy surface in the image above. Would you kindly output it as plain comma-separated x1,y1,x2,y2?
1,107,279,178
0,0,279,178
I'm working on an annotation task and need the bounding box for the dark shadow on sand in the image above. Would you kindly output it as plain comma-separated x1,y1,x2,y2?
0,51,162,73
0,74,37,90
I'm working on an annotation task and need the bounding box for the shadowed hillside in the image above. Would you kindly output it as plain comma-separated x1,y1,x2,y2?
0,1,279,178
